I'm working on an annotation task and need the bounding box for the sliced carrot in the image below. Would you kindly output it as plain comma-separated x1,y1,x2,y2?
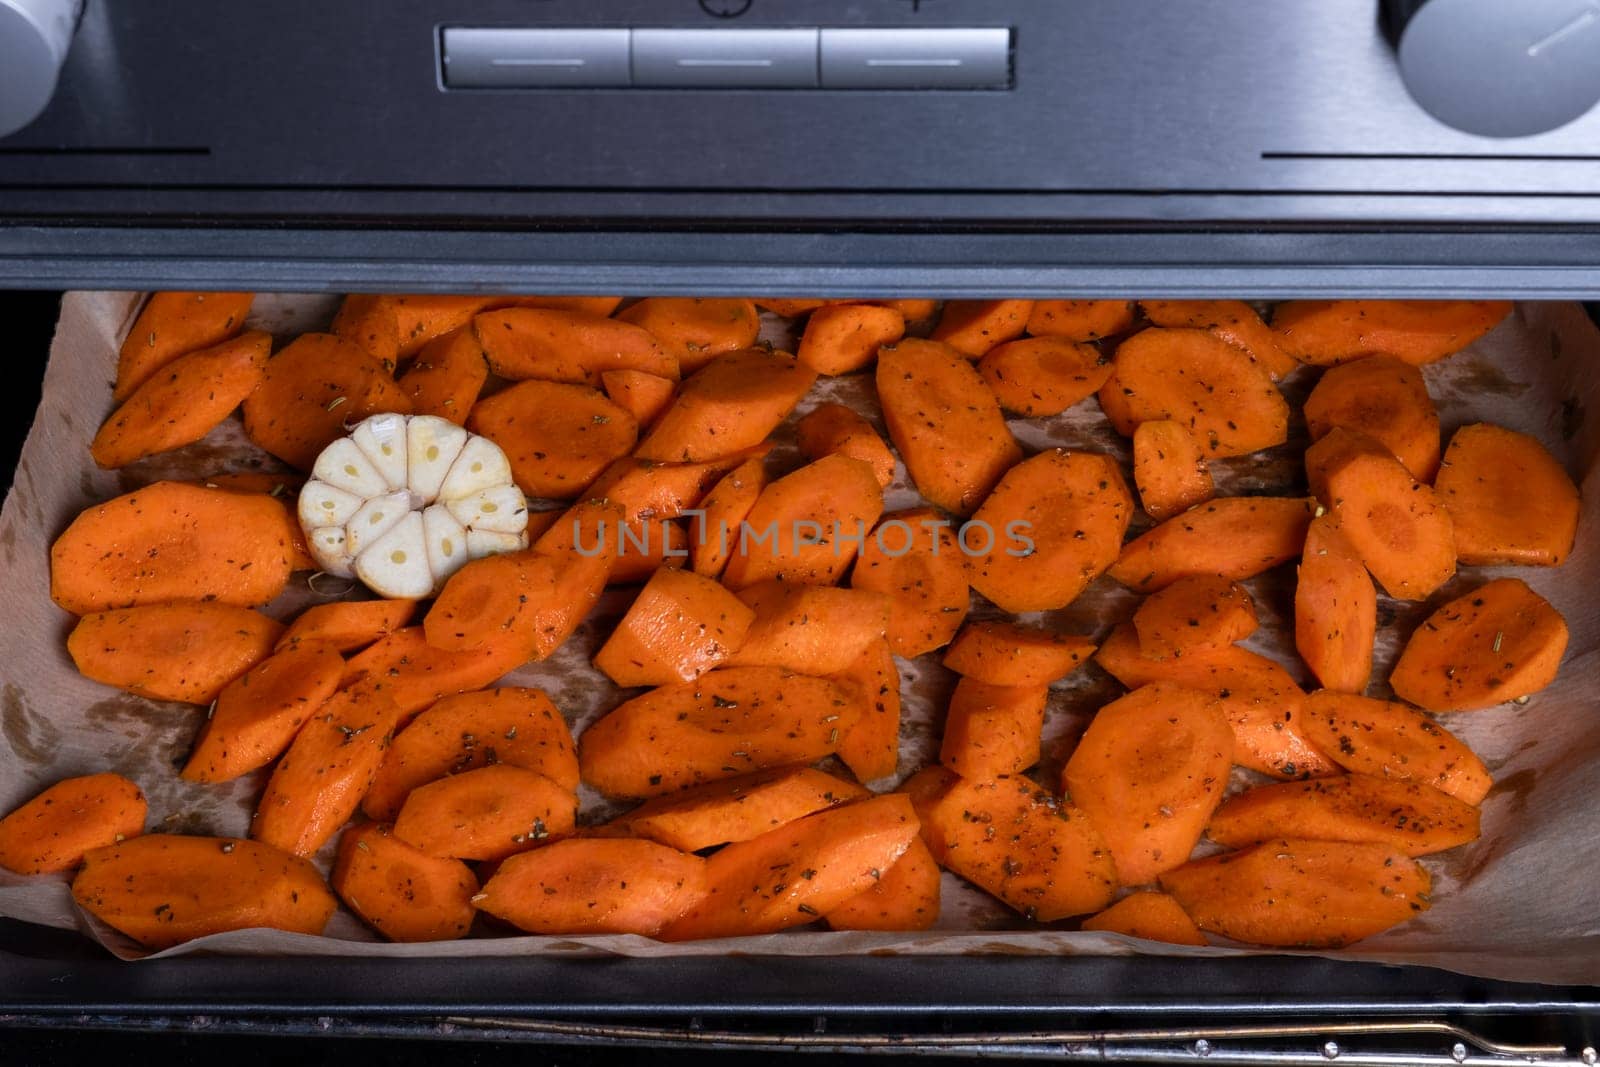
905,766,1117,921
423,550,543,653
1160,838,1431,948
1025,300,1134,342
618,297,760,375
523,499,624,657
332,822,479,942
1306,428,1455,600
1081,892,1207,946
473,307,677,384
1100,328,1289,457
635,348,816,463
795,402,896,488
593,567,756,686
1271,300,1512,366
719,455,885,590
939,678,1050,779
388,295,499,358
1141,300,1298,380
601,369,677,429
1132,574,1258,661
1063,682,1233,885
608,519,688,586
942,621,1097,687
929,299,1033,357
181,645,345,783
241,332,413,470
467,379,637,499
1295,515,1377,694
968,449,1134,612
689,456,767,580
342,625,529,718
796,303,906,375
396,326,489,425
577,666,857,799
825,836,941,932
615,765,867,852
876,338,1021,515
1132,420,1214,521
728,580,891,675
51,480,298,613
68,602,282,705
829,637,902,783
115,291,254,402
1095,623,1336,779
475,837,707,936
392,763,576,862
363,686,578,821
1303,357,1440,481
93,331,271,469
978,336,1114,417
0,774,146,875
73,835,335,950
587,453,754,523
1390,578,1568,711
187,478,314,573
1209,773,1479,857
850,508,969,657
660,794,920,941
1301,691,1492,805
277,599,417,654
1108,496,1316,594
252,681,404,857
330,294,403,363
1435,423,1580,567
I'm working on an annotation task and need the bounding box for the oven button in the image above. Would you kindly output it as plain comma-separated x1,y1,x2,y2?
631,28,818,88
441,27,631,88
819,27,1011,89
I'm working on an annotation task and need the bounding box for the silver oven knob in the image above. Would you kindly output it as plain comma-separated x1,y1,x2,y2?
0,0,82,137
1385,0,1600,137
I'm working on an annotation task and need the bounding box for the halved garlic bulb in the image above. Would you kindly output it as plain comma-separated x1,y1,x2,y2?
298,414,530,597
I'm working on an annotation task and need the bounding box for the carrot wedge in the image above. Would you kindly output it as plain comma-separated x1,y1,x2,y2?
363,686,579,821
688,456,766,580
719,455,885,590
393,763,577,862
635,348,815,463
727,581,891,676
466,379,637,499
1270,300,1511,366
978,336,1114,417
1132,574,1257,661
1301,691,1492,805
1294,515,1377,694
475,837,708,936
618,297,760,375
341,625,528,719
115,291,254,402
797,303,906,375
1434,423,1580,567
659,794,920,941
1132,420,1214,522
1141,299,1298,381
1063,682,1234,885
473,307,677,385
181,645,345,783
939,679,1050,779
1081,892,1207,946
593,567,756,687
1389,578,1568,711
0,774,147,875
929,299,1033,357
277,599,417,654
904,767,1117,921
796,402,896,488
825,836,941,932
1303,356,1440,481
1160,838,1431,948
942,621,1097,687
601,369,677,429
829,637,903,783
876,338,1021,515
1025,300,1134,342
614,765,868,852
332,823,479,942
396,326,489,424
850,508,970,657
423,549,545,654
68,602,282,705
578,666,858,799
1108,497,1316,594
1208,773,1480,857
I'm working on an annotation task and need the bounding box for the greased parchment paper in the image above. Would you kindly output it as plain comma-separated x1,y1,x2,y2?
2,292,1597,983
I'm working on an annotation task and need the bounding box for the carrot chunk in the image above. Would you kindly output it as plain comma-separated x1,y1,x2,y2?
396,326,488,425
1301,691,1491,805
467,379,637,499
929,299,1033,357
115,291,254,402
1140,300,1297,381
876,338,1021,515
829,637,903,783
473,307,677,385
363,686,579,821
1295,515,1377,694
332,823,479,942
68,602,283,705
0,774,147,875
182,645,345,783
476,837,708,936
1108,497,1316,594
942,621,1096,687
796,303,906,375
601,369,677,429
905,767,1117,921
423,549,544,653
978,336,1114,417
1132,420,1214,521
618,297,761,375
1208,773,1480,857
719,455,884,590
728,581,891,676
1303,357,1440,481
1063,682,1233,885
939,678,1050,779
393,763,577,862
522,498,624,659
342,625,529,718
593,567,756,687
1081,891,1207,946
587,454,752,523
1389,578,1568,711
614,765,867,852
1271,300,1511,366
968,449,1133,612
277,598,417,654
635,348,815,463
1132,574,1258,661
1025,300,1134,341
795,402,896,488
688,456,766,580
1160,838,1431,948
608,519,688,586
825,836,941,932
1434,423,1580,567
850,508,970,657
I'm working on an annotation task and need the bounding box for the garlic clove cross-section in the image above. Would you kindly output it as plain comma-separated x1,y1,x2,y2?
298,413,530,597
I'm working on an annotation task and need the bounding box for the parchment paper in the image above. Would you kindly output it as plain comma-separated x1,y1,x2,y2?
2,293,1596,984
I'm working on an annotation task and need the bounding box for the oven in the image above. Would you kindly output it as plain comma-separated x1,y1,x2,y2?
0,0,1597,1060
